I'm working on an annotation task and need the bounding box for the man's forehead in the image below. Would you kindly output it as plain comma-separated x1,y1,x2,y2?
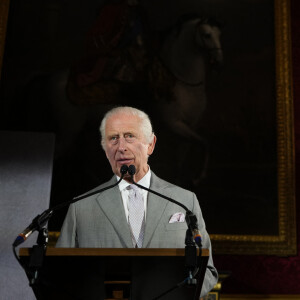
106,113,142,132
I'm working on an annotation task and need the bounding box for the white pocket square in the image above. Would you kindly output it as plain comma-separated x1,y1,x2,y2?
169,212,185,223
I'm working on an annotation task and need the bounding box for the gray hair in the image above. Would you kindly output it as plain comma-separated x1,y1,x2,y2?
99,106,154,150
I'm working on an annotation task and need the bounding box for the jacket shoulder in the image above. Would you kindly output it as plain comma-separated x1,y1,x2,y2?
151,172,195,197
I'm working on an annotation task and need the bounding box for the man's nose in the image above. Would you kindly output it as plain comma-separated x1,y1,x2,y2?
117,137,127,151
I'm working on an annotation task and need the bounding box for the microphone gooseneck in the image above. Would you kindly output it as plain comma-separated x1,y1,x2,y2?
128,165,190,212
13,166,129,248
63,165,127,204
128,165,202,247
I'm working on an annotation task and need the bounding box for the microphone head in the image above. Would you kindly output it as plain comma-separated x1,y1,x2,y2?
120,165,129,175
128,165,136,176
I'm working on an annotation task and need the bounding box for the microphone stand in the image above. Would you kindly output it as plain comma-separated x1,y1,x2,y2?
127,165,203,300
12,165,129,290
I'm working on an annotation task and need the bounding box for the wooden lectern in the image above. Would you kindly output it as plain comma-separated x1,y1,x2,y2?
19,248,209,300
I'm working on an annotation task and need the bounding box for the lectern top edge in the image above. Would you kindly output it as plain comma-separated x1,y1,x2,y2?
19,247,209,257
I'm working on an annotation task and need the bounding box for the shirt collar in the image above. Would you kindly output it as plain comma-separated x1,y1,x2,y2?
117,166,151,192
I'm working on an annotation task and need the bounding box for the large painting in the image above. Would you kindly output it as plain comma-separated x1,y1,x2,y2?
0,0,295,255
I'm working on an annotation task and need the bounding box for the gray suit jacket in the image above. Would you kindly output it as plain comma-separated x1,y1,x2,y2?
56,172,218,296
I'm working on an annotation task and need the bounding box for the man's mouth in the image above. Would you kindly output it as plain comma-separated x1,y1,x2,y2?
117,158,133,165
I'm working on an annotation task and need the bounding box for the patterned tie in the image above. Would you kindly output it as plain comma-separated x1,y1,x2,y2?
128,184,145,248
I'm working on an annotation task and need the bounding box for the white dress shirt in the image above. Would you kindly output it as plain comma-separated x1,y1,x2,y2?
117,167,151,222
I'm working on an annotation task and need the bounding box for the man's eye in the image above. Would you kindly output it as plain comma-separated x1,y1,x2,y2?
125,134,135,142
109,136,118,143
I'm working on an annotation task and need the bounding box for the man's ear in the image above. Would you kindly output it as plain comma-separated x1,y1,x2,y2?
147,135,157,155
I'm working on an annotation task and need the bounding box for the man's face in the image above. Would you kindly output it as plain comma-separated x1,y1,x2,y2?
104,113,156,182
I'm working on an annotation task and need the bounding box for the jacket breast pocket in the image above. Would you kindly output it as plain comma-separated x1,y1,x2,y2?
165,222,187,231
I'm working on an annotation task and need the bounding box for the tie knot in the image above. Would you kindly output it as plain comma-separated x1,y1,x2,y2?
128,184,143,202
128,184,139,192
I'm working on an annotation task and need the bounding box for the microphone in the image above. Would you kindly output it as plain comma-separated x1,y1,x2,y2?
128,165,202,247
13,209,53,247
120,164,129,175
13,165,129,247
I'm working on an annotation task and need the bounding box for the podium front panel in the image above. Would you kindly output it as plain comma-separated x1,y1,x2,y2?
20,248,209,300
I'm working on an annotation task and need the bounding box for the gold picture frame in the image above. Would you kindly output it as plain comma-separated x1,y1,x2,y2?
0,0,296,255
210,0,296,255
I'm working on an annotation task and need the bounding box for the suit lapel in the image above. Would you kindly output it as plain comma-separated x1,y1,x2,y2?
143,172,169,247
95,177,133,248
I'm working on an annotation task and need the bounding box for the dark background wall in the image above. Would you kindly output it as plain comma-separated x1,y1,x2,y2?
214,0,300,294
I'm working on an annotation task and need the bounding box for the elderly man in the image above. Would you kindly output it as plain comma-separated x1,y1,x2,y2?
56,106,218,296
